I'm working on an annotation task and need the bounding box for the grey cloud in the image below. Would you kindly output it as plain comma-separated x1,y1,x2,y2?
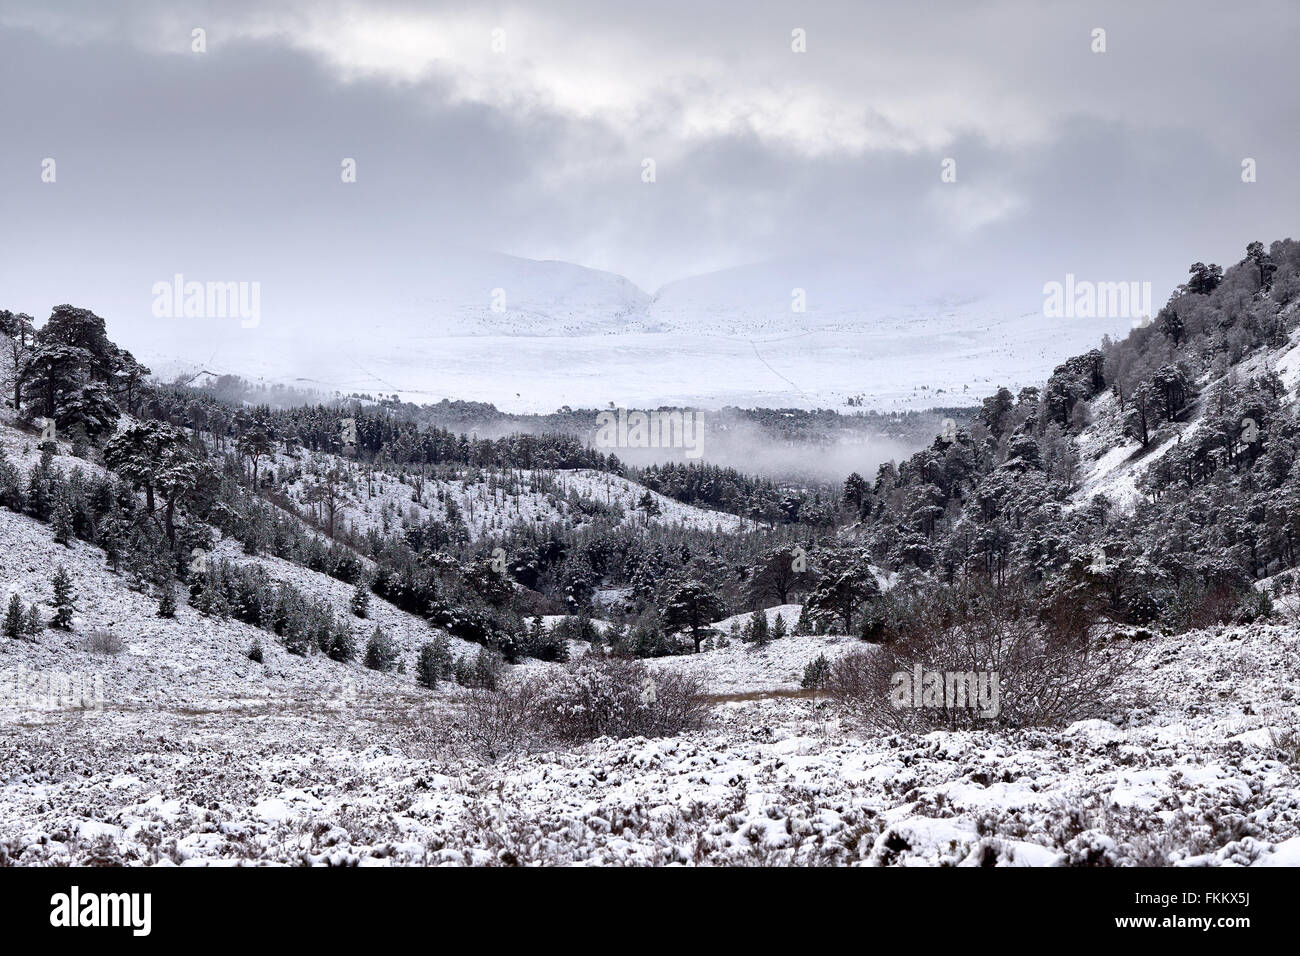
1,0,1295,338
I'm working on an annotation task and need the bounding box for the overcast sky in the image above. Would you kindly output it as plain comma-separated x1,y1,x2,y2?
1,0,1296,340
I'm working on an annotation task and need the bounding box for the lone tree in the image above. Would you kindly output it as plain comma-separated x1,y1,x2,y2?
637,489,662,517
363,627,398,672
307,466,349,538
50,566,77,630
662,579,725,653
104,421,217,545
350,578,370,618
416,642,443,689
237,424,276,489
746,545,810,605
3,593,23,640
23,603,42,637
804,549,880,634
157,583,177,618
1245,241,1277,292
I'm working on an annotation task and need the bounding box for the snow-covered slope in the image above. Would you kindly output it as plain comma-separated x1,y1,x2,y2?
276,448,744,541
0,507,465,715
1073,325,1300,513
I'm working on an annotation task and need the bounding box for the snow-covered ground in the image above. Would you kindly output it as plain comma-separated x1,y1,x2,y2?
4,404,1299,866
4,498,1299,866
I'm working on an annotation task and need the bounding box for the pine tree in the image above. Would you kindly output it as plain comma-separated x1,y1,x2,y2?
745,608,770,645
23,603,42,638
416,642,441,689
801,653,830,690
363,627,398,671
157,583,177,618
2,593,23,640
470,647,504,690
326,619,356,662
662,579,725,653
350,578,370,618
429,634,454,680
51,490,74,546
50,566,76,630
247,637,264,663
25,467,52,521
771,612,787,639
804,549,880,634
97,510,126,571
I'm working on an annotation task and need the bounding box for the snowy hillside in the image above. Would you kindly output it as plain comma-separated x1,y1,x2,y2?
275,448,743,541
1075,319,1300,514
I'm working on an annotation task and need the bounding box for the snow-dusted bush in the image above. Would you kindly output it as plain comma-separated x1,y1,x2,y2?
828,584,1136,731
80,630,122,655
535,656,708,742
456,679,548,761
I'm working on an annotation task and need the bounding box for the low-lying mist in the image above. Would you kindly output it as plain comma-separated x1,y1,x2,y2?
602,421,926,485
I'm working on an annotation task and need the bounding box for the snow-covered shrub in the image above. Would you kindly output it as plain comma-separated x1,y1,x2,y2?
453,646,504,690
534,656,708,742
1062,830,1121,867
1233,587,1273,624
1268,725,1300,768
828,583,1136,731
455,679,548,761
80,630,122,655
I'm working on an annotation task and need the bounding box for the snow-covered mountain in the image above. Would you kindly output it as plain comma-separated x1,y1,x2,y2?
385,250,652,337
130,251,1134,414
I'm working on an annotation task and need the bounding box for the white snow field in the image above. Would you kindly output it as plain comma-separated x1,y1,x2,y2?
128,251,1132,415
